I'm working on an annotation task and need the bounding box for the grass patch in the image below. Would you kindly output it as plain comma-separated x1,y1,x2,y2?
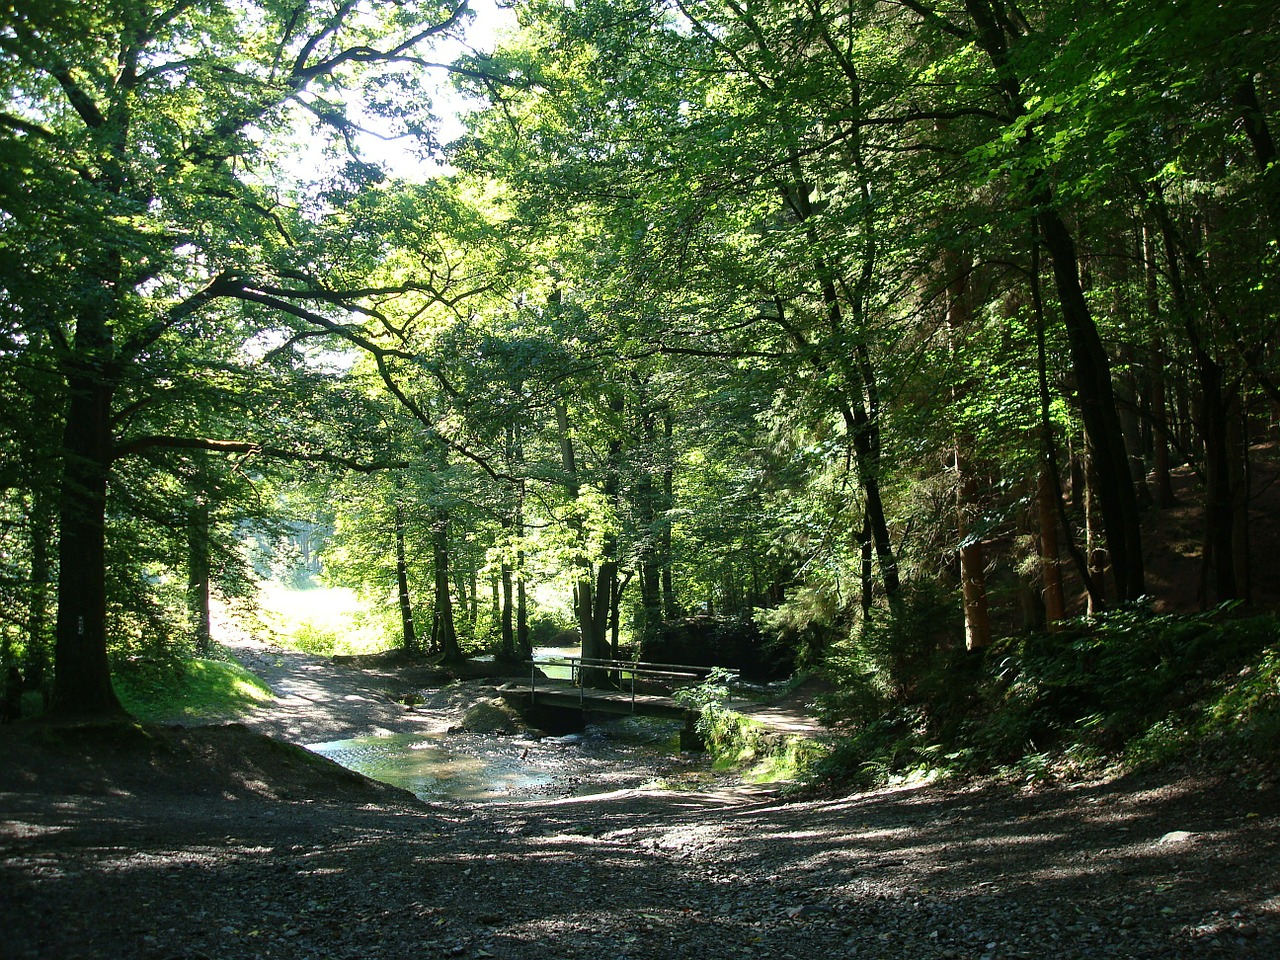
695,704,830,787
258,583,388,656
114,656,273,723
747,735,830,784
674,668,831,787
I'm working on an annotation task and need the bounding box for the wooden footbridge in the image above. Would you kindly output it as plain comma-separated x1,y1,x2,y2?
499,656,737,743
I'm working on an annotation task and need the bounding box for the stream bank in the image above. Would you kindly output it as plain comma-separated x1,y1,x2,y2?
225,638,728,802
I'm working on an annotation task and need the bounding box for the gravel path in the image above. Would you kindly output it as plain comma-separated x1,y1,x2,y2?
223,637,482,743
3,644,1279,959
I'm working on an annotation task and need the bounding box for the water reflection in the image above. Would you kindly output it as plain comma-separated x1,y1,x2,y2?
310,717,702,803
309,733,554,801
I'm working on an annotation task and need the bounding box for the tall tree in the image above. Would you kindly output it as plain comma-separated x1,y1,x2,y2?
1,0,473,715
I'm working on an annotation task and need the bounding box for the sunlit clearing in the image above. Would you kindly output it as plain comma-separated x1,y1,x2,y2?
258,584,389,656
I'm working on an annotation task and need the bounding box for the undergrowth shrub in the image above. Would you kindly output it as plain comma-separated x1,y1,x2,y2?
813,594,1280,789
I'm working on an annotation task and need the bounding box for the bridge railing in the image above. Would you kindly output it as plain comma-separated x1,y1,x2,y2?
528,656,739,712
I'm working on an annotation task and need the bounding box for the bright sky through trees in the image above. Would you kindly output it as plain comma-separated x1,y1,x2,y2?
326,0,518,179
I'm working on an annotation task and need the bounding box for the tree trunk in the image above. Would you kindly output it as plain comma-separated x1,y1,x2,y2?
858,508,874,618
500,558,515,660
661,411,676,619
944,248,990,650
1143,222,1177,506
1037,465,1066,626
497,510,517,662
1228,397,1251,603
430,512,461,662
582,393,625,687
950,0,1144,603
24,487,53,696
394,502,418,655
1083,452,1108,616
1196,358,1238,605
516,555,530,660
1037,210,1145,604
187,499,212,657
50,362,124,717
1032,233,1103,611
635,406,664,643
786,167,900,600
1233,76,1280,248
1116,342,1153,509
555,395,599,662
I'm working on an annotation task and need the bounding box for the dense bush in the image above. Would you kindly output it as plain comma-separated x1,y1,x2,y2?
812,594,1280,789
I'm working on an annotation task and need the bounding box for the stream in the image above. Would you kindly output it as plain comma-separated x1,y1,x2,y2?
309,715,713,803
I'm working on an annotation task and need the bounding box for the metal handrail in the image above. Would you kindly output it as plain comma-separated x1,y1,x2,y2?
527,655,739,712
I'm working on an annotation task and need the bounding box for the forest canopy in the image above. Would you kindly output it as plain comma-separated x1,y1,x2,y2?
2,0,1279,767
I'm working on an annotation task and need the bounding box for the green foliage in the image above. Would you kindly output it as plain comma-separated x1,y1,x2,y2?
1000,604,1274,756
823,580,961,707
673,666,739,710
813,603,1280,790
754,586,844,669
673,668,828,784
749,735,831,787
113,657,273,724
697,707,768,769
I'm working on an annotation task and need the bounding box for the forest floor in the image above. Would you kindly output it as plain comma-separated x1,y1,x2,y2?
3,639,1280,959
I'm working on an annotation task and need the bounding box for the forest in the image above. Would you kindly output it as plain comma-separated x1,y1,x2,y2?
3,0,1280,780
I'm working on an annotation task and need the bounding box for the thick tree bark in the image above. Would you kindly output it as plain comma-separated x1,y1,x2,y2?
51,364,125,716
1037,210,1146,604
1036,466,1066,626
858,509,874,618
941,0,1143,604
516,551,530,660
1032,238,1103,612
500,558,515,660
1234,76,1280,248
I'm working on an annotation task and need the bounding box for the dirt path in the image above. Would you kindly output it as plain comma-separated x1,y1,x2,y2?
223,637,482,744
3,647,1280,959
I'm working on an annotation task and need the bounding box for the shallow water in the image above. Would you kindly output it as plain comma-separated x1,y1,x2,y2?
309,717,707,803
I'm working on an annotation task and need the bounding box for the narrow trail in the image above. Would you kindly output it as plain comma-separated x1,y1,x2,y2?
223,637,474,744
